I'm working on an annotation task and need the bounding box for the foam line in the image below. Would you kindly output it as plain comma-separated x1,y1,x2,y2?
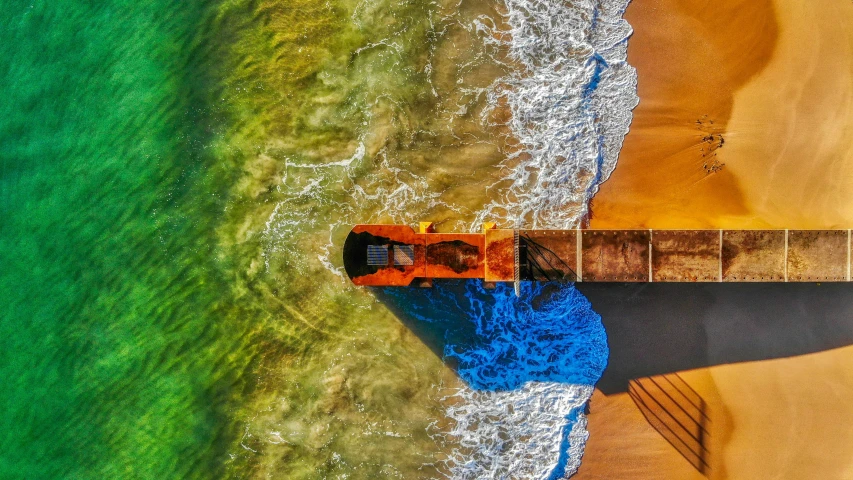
474,0,639,230
450,0,637,476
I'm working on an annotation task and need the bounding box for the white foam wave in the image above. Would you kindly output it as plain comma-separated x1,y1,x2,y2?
436,280,607,480
474,0,638,229
443,383,593,479
445,0,637,478
263,141,464,275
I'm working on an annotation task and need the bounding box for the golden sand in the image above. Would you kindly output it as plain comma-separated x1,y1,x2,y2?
720,0,853,228
591,0,779,230
709,346,853,479
578,369,732,479
582,0,853,478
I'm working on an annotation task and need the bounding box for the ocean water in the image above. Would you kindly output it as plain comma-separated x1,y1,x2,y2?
475,0,638,228
0,1,272,477
1,0,635,478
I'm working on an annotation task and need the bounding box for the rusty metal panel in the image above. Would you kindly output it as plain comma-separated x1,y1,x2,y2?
345,226,853,286
485,229,515,282
518,230,578,281
425,233,485,279
721,230,785,282
582,230,650,282
787,230,848,281
652,230,720,282
343,225,426,286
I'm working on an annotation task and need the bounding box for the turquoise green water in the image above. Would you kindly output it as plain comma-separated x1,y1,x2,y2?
0,2,258,477
1,0,488,477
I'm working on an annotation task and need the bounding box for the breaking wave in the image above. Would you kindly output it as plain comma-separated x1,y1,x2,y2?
475,0,638,229
444,0,637,476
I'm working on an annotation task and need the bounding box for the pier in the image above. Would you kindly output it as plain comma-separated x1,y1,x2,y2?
343,224,853,286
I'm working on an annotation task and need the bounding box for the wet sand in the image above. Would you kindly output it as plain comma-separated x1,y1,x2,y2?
582,0,853,478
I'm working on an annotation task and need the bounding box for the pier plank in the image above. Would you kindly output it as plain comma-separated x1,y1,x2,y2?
344,225,426,286
787,230,848,282
425,233,485,279
652,230,720,282
582,230,650,282
721,230,786,282
485,229,515,282
519,230,578,281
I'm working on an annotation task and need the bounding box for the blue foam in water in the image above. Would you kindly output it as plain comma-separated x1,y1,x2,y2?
383,280,608,391
380,280,609,478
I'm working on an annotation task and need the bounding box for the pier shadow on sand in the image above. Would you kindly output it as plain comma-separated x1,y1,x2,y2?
376,281,853,396
577,282,853,394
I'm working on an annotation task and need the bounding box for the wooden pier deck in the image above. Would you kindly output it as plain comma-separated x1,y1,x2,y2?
343,224,853,286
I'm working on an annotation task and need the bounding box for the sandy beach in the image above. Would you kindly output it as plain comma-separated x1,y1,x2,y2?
576,282,853,479
582,0,853,478
593,0,853,231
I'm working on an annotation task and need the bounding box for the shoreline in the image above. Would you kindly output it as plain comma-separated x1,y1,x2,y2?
582,0,853,478
590,0,778,230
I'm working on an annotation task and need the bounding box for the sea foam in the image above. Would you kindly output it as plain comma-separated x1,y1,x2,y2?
380,280,608,479
475,0,638,229
444,0,637,477
435,282,607,479
443,383,594,479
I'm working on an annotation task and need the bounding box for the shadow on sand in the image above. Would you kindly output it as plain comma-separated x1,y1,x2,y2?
376,281,853,396
577,282,853,394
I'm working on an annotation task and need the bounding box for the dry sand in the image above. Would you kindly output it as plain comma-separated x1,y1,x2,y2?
591,0,779,229
720,1,853,228
709,347,853,479
581,0,853,478
578,369,731,480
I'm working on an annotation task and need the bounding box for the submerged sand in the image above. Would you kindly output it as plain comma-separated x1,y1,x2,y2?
581,0,853,478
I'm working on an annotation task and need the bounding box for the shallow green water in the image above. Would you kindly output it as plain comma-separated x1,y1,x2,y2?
0,2,259,477
1,0,486,478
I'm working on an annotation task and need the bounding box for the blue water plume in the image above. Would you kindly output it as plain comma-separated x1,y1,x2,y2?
382,280,608,390
378,280,608,477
